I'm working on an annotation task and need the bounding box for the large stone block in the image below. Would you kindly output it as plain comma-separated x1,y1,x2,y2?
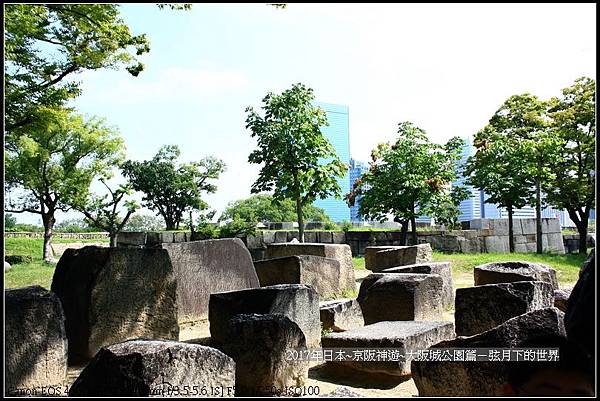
51,246,179,364
490,219,509,236
69,340,235,397
365,244,433,272
320,299,364,332
469,218,491,230
274,231,288,243
364,246,396,270
322,321,455,377
543,233,566,254
222,314,309,396
357,273,443,324
565,253,595,358
115,231,146,247
554,288,572,312
520,219,536,235
411,308,566,396
160,239,260,320
474,261,558,290
544,218,561,233
382,262,454,308
455,281,554,336
254,255,348,299
332,232,346,244
511,219,523,235
5,286,67,395
264,243,355,293
209,284,321,348
483,236,509,253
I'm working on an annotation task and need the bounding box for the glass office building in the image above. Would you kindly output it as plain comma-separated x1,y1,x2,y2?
349,158,370,222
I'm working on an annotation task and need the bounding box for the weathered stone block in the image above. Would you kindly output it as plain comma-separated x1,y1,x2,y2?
51,247,179,364
304,231,318,243
544,218,561,233
322,321,455,376
382,262,454,308
222,314,309,396
455,281,554,336
274,231,288,243
483,236,509,253
469,218,491,230
357,273,443,324
565,252,595,357
490,219,509,236
554,288,572,312
411,308,565,396
318,231,334,243
116,231,146,247
262,231,275,244
160,239,260,320
474,261,558,290
265,243,355,293
543,233,566,254
69,340,235,397
320,299,364,332
209,284,321,348
332,232,346,244
521,219,536,235
364,246,396,270
365,244,433,272
255,255,348,299
5,286,67,395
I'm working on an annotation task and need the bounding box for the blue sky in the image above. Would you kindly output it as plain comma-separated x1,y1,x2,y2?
13,3,596,225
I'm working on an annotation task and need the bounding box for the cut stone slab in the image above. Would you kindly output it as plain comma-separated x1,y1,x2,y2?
209,284,321,348
322,321,455,377
474,261,559,290
160,238,260,320
221,314,309,396
51,246,179,364
554,288,572,312
382,262,454,308
255,255,349,299
264,243,356,293
69,340,235,397
365,244,433,272
5,286,67,395
320,298,364,332
565,252,595,357
357,273,443,324
411,308,566,397
455,281,554,336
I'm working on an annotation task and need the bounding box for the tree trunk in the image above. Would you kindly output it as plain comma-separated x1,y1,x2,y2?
42,212,56,262
507,204,515,253
410,215,417,245
535,179,543,254
109,232,117,248
398,219,409,246
296,196,305,243
165,216,175,231
567,208,589,254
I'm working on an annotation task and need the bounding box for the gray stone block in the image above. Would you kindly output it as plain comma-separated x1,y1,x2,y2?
455,281,554,336
483,236,509,253
357,273,443,324
474,261,559,290
332,232,346,244
274,231,288,243
490,219,509,236
209,284,321,348
320,298,364,332
382,262,454,308
544,218,561,233
365,244,433,272
318,231,334,243
262,231,275,244
511,219,523,235
322,321,455,376
116,231,146,247
520,219,536,235
5,286,67,395
69,340,235,397
554,288,572,312
469,219,491,230
304,231,318,243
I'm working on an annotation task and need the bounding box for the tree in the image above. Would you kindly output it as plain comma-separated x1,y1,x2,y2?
347,122,466,245
75,179,139,247
464,126,535,252
546,77,596,254
484,94,561,253
54,218,94,233
122,145,226,231
427,186,471,230
123,213,165,232
220,194,331,224
5,213,18,230
4,4,151,133
245,83,346,242
5,108,125,261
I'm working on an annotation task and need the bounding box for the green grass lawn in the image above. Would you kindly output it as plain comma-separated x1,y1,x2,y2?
352,250,586,289
4,237,108,289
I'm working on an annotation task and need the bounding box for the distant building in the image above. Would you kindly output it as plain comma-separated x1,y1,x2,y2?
312,102,351,222
349,158,369,222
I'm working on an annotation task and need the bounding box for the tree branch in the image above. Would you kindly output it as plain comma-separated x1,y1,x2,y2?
5,208,41,214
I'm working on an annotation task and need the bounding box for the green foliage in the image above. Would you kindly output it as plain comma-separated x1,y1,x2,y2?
545,77,595,252
194,222,220,240
5,223,44,232
5,254,34,265
4,4,151,132
348,122,466,241
122,145,226,231
320,323,333,337
218,218,257,238
220,194,331,224
5,213,17,229
123,213,165,232
246,83,346,241
323,221,339,231
340,220,353,232
54,218,95,233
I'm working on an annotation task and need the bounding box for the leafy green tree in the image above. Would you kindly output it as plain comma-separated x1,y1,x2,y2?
464,126,535,252
122,145,226,231
5,108,125,261
546,77,596,254
347,122,466,245
5,213,18,230
220,194,331,224
54,218,95,233
427,186,471,230
484,93,561,253
123,213,165,232
4,4,152,133
245,83,346,242
75,178,139,247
